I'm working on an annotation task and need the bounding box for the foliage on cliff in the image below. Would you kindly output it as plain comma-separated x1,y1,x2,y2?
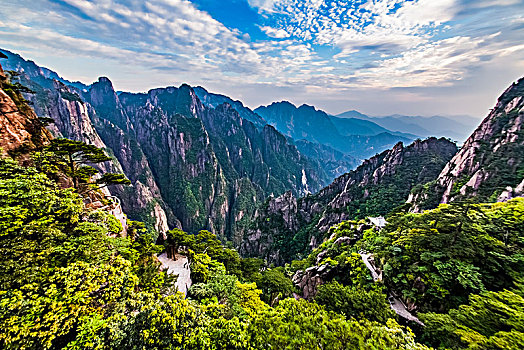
421,289,524,349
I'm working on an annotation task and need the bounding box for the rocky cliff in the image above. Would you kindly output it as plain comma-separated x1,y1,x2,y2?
0,60,50,157
3,50,327,244
7,56,173,235
408,78,524,211
241,137,457,264
195,86,357,181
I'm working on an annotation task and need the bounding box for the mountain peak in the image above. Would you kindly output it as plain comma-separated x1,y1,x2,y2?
336,110,368,119
92,76,115,92
298,103,315,110
97,76,112,84
268,100,296,108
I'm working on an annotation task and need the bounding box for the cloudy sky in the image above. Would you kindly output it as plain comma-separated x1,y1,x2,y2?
1,0,523,118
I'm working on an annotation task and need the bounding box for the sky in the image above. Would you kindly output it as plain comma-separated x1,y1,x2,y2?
1,0,523,118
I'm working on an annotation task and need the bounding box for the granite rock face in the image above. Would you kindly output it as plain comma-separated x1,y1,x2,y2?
409,77,524,210
0,61,50,157
16,67,173,236
292,264,331,301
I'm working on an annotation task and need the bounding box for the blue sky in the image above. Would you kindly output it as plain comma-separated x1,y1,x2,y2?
0,0,523,117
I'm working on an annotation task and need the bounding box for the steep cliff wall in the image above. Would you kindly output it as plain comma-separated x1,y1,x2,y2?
114,84,326,242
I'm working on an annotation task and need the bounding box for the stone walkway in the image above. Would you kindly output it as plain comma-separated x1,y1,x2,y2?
359,252,381,282
158,253,192,296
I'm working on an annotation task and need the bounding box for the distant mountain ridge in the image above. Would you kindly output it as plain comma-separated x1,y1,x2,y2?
194,87,360,178
193,86,266,128
337,110,479,142
255,101,415,159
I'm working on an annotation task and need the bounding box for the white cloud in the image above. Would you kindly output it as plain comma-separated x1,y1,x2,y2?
266,0,460,58
1,0,523,117
342,34,524,89
259,25,290,38
247,0,286,13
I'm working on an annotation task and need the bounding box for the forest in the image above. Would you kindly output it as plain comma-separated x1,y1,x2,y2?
1,141,523,349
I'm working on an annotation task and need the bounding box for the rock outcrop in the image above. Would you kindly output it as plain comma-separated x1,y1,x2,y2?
0,60,50,157
10,59,173,236
292,264,331,301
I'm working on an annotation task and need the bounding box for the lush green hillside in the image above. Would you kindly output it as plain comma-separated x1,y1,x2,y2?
2,150,522,349
290,198,524,349
0,155,433,350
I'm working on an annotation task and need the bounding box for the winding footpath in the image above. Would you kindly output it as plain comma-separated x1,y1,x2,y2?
359,251,424,326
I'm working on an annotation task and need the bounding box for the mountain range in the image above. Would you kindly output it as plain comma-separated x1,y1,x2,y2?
0,49,412,240
242,78,524,264
3,50,330,243
254,101,416,159
1,48,522,259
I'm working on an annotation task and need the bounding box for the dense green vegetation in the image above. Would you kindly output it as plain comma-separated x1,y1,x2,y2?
365,200,524,312
1,140,523,349
421,289,524,349
0,150,433,349
35,138,131,193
